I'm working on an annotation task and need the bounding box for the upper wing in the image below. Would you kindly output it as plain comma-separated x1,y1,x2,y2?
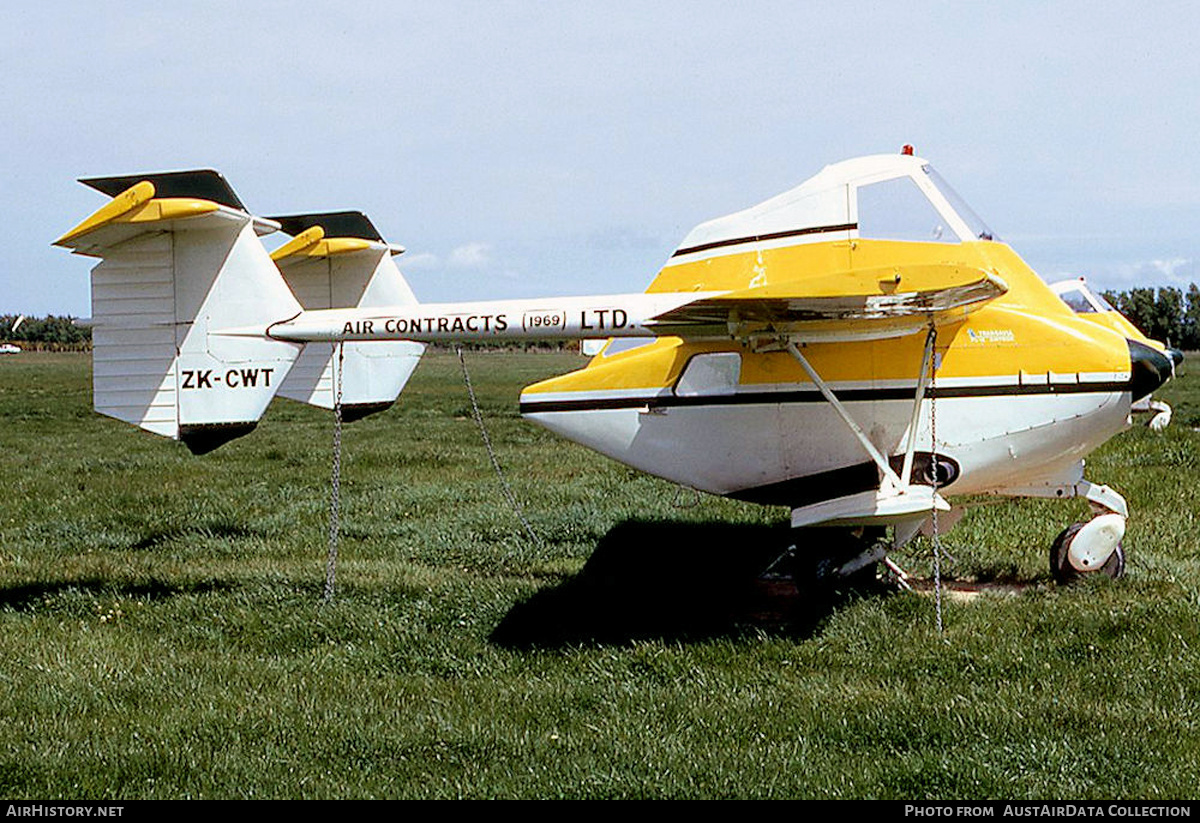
648,264,1007,342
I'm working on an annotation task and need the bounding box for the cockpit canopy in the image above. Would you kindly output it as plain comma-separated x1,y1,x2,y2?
674,154,997,260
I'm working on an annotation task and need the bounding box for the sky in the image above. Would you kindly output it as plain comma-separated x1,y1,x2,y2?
3,0,1199,317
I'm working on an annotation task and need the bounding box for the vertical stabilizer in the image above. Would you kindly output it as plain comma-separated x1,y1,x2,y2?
270,212,424,420
55,172,303,453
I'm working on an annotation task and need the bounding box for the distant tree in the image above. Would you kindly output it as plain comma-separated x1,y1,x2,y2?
1098,284,1200,350
1153,287,1183,346
1121,288,1158,338
0,314,91,350
1185,284,1200,350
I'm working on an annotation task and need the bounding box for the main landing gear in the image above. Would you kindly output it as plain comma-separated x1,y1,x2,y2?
761,527,889,590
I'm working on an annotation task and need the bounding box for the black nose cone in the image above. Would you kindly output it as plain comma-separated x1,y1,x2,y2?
1168,348,1185,369
1128,339,1175,402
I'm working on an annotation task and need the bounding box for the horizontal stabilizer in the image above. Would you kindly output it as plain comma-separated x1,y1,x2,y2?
81,169,247,212
270,211,385,243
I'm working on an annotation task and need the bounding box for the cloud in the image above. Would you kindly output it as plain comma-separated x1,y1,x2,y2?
399,251,440,269
448,242,492,268
1066,257,1197,293
1148,258,1193,281
399,243,496,270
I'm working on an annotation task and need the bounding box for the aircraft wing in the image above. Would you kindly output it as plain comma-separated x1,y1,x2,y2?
266,266,1005,346
648,264,1007,342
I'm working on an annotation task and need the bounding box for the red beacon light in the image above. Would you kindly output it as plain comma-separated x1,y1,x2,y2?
901,144,915,156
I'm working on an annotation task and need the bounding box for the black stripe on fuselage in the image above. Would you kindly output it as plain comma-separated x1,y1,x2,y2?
518,380,1131,415
670,223,858,258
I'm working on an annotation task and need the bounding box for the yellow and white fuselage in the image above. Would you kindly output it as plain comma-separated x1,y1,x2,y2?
513,156,1165,530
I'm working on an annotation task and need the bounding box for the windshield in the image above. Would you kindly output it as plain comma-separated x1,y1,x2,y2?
857,176,959,243
923,165,998,241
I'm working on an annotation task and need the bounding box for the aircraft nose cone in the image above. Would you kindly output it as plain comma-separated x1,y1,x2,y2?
1168,348,1185,369
1128,339,1175,402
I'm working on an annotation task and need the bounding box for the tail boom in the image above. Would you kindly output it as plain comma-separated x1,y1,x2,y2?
266,292,722,344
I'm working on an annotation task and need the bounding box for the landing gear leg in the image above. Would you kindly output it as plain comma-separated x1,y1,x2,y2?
761,528,888,587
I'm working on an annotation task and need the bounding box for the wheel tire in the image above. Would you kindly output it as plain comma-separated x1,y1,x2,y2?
1050,522,1126,584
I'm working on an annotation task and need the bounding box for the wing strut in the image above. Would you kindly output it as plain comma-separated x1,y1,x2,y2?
784,341,905,495
899,326,937,486
784,329,949,528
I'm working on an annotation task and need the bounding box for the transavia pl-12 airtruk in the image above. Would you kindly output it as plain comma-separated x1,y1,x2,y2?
55,147,1182,587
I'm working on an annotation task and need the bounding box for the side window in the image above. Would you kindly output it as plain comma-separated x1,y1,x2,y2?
857,177,957,243
675,352,741,397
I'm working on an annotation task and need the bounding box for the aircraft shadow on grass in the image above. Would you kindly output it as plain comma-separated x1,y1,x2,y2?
131,521,261,551
0,577,234,612
0,521,260,611
489,519,895,649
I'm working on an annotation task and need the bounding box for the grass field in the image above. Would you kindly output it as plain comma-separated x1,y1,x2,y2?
1,350,1198,799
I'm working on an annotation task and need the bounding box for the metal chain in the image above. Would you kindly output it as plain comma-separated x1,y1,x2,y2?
324,341,345,603
455,345,542,548
672,485,701,508
928,326,944,633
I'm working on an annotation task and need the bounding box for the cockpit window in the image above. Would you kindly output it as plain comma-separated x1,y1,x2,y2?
923,165,998,241
857,176,958,243
1059,288,1098,314
1056,280,1117,313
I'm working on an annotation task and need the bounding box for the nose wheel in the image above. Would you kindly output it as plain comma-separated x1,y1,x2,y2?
1049,516,1126,584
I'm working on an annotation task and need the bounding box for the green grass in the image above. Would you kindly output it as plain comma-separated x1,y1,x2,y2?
1,350,1198,799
